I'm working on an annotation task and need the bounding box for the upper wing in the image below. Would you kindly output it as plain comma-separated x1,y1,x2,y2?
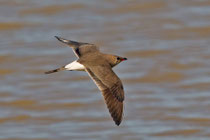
86,65,124,102
85,68,123,126
55,36,99,58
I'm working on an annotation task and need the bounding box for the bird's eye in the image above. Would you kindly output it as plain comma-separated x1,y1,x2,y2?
117,57,120,60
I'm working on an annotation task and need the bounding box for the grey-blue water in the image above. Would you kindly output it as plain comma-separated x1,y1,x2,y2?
1,0,210,139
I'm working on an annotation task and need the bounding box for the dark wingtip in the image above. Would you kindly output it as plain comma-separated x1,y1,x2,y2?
113,115,122,126
115,121,121,126
54,36,86,47
54,36,76,45
54,36,63,42
54,36,58,38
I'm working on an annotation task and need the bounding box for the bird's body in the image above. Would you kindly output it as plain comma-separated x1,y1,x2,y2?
45,36,127,126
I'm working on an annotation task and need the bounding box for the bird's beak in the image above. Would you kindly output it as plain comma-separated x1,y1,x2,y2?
121,57,127,61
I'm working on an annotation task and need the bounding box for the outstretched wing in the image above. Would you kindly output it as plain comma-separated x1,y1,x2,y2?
85,67,124,126
55,36,99,58
86,65,124,102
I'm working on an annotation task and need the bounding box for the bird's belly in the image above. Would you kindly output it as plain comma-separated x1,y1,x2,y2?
64,61,85,71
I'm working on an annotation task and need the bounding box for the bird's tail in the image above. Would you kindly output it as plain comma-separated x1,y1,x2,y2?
45,67,65,74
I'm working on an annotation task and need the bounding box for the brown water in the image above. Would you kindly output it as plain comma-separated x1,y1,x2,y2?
1,0,210,139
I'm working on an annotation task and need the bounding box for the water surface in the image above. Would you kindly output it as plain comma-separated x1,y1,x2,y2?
1,0,210,140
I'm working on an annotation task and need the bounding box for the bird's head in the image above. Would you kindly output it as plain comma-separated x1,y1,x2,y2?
106,55,127,67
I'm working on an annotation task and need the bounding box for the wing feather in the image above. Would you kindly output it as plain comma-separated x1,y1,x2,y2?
85,68,124,125
87,65,124,102
55,36,99,58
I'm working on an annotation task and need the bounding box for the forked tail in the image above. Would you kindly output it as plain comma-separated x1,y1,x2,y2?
45,67,65,74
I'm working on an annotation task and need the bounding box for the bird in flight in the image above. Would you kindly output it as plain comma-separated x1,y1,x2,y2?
45,36,127,126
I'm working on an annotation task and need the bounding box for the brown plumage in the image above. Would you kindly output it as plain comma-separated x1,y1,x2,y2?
45,36,127,125
85,68,124,125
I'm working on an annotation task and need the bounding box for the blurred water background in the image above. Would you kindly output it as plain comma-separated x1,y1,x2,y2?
1,0,210,139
